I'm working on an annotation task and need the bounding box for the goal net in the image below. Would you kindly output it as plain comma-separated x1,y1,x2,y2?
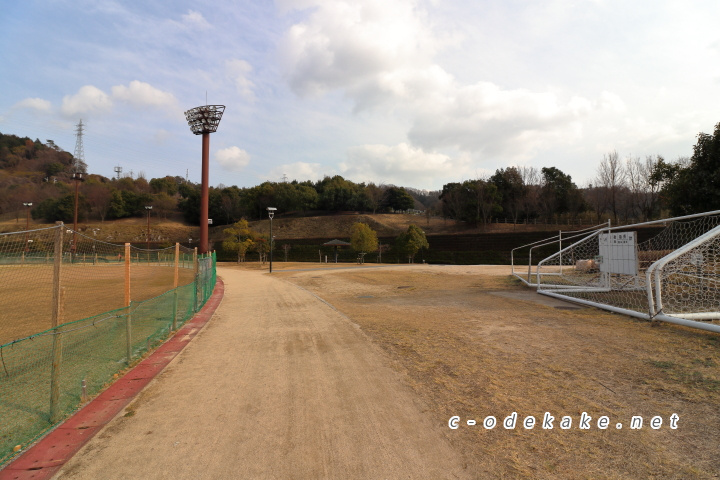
534,211,720,332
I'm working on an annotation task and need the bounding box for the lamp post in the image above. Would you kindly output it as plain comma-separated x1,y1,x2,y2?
23,202,32,252
184,104,225,254
145,205,153,258
72,172,84,256
267,207,276,273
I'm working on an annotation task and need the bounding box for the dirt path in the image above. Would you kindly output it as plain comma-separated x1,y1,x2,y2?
54,267,470,479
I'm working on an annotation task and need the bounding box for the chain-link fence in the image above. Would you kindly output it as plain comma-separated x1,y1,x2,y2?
0,224,217,467
511,222,610,286
533,211,720,333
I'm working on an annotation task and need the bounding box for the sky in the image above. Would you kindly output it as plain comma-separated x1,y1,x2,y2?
1,0,720,191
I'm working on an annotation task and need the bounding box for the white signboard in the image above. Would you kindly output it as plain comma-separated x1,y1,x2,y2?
599,232,638,276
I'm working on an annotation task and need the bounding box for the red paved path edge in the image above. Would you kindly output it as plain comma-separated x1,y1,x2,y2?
0,278,225,480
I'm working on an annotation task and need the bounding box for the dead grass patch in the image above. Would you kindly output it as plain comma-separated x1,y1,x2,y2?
0,265,195,344
278,266,720,479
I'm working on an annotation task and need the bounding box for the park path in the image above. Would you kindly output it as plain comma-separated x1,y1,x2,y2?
54,266,470,479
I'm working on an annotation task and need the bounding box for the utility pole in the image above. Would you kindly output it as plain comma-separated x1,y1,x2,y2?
23,202,32,252
72,172,84,256
145,205,153,262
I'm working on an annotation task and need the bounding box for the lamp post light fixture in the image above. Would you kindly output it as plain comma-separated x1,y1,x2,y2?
184,104,225,254
23,202,32,252
267,207,276,273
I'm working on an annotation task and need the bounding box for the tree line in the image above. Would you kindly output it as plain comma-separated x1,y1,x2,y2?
440,123,720,226
4,121,720,228
0,131,421,224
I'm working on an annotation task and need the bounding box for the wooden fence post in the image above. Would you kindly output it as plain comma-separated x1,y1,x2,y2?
49,224,64,423
125,243,132,365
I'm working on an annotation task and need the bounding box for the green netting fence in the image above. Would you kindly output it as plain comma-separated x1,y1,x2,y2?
0,224,217,467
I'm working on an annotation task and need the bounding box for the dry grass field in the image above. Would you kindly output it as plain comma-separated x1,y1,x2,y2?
264,262,720,479
244,213,580,239
0,265,195,345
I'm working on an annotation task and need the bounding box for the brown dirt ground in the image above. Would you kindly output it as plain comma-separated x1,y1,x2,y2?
0,265,195,345
53,265,472,479
269,263,720,479
51,262,720,479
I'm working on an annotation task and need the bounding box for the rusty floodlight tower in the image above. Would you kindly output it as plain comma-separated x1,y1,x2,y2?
184,104,225,254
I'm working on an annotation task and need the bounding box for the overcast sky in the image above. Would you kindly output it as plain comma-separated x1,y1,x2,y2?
1,0,719,191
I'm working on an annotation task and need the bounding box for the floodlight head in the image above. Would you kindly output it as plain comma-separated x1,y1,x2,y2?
184,105,226,135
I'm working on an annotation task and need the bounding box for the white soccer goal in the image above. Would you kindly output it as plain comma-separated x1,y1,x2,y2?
511,222,610,287
534,210,720,333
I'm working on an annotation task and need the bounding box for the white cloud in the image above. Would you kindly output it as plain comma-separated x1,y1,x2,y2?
111,81,178,110
215,146,250,171
58,81,178,118
341,143,470,187
595,91,626,113
225,59,255,101
14,98,52,112
275,0,320,14
153,129,173,145
61,85,113,117
280,0,439,103
268,162,326,182
181,10,210,30
408,82,591,159
279,0,596,163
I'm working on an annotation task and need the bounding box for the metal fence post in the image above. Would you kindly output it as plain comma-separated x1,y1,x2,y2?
193,248,198,312
172,243,179,330
49,224,64,423
125,243,132,365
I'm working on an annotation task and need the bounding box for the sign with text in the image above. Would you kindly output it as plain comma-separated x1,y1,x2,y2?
599,232,638,276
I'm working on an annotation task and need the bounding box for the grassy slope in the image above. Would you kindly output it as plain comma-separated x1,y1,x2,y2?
0,212,576,246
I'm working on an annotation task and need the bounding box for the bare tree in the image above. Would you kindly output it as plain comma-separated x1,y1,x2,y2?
596,150,625,224
584,181,606,224
625,155,666,221
364,183,386,214
519,166,540,222
83,184,112,222
153,192,177,220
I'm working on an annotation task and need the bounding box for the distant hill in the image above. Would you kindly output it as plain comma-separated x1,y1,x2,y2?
0,131,446,232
